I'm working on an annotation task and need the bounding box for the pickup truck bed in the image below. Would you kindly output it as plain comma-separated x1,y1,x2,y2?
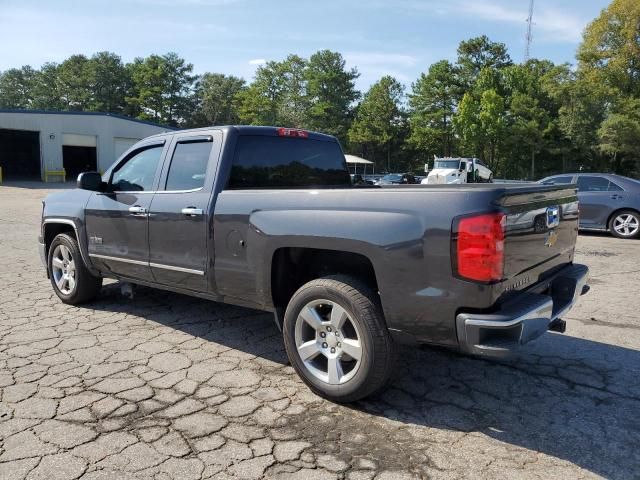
39,126,589,402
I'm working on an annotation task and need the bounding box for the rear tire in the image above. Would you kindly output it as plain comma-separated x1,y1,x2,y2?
282,275,396,403
608,210,640,239
48,233,102,304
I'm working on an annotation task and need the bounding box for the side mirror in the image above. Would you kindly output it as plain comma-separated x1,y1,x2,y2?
77,172,103,191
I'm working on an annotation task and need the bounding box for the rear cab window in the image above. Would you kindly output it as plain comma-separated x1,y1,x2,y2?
227,135,351,189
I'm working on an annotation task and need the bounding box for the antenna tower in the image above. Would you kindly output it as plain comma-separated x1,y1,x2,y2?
524,0,535,62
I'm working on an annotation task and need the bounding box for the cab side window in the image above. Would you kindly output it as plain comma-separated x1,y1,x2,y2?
165,139,213,191
111,146,163,192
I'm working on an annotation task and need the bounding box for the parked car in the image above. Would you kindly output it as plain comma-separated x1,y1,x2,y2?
350,174,374,186
539,173,640,239
375,173,416,185
39,126,589,402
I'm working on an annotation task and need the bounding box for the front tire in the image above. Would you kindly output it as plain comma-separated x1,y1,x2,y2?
282,275,396,402
48,233,102,304
609,210,640,239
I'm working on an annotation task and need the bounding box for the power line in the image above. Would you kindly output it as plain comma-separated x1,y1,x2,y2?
524,0,535,62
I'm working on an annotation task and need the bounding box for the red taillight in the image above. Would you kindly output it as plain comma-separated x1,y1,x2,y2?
455,213,505,282
277,128,308,138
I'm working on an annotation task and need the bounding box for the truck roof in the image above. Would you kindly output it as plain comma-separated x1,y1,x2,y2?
146,125,338,143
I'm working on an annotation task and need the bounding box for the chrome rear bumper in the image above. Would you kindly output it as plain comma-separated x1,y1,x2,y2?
456,263,589,357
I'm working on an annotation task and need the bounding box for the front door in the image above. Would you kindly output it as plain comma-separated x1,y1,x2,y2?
85,142,166,281
148,131,220,292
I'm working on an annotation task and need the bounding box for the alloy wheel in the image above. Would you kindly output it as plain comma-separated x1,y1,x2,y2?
294,299,363,385
51,244,76,295
613,213,639,237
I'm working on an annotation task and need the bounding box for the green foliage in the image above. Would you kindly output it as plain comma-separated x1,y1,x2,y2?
0,66,37,109
348,76,405,171
126,52,196,127
408,60,461,158
190,73,245,127
457,35,512,88
305,50,359,142
87,52,130,113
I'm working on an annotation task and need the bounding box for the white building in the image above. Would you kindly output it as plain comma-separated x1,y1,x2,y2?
0,110,175,182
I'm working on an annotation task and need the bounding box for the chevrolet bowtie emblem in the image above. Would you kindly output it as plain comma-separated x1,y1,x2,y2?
544,230,558,247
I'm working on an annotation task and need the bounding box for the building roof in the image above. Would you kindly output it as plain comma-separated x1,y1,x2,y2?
344,154,374,165
0,109,178,130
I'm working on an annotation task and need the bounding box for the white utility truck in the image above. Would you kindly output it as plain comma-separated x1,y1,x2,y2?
422,157,493,184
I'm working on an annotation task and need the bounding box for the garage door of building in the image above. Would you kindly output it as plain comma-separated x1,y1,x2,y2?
0,129,41,180
62,134,97,180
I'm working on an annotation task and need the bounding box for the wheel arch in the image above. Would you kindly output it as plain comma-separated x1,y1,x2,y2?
270,247,380,329
43,219,95,273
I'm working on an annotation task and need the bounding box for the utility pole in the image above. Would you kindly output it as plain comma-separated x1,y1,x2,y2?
524,0,534,62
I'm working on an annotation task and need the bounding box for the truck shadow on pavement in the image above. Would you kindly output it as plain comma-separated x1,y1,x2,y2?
85,282,640,479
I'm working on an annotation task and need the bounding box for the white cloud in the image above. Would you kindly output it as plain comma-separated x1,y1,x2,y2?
343,52,422,89
248,58,267,65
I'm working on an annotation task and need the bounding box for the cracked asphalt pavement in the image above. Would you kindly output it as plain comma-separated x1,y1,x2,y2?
1,183,639,480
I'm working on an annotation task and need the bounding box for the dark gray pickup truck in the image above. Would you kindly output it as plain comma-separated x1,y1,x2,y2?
39,126,589,402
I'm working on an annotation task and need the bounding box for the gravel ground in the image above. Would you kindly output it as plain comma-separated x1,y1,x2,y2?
0,183,639,480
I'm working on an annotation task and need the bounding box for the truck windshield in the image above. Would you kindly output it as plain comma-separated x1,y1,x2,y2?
434,160,461,169
228,136,351,189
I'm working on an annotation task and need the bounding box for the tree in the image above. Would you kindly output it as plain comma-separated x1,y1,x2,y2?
87,52,130,113
598,99,640,174
191,73,245,127
278,55,308,128
32,62,65,110
348,76,405,171
237,60,286,126
578,0,640,99
454,89,506,172
408,60,461,158
502,61,557,178
57,54,92,110
127,52,196,126
0,66,37,109
457,35,512,88
305,50,360,141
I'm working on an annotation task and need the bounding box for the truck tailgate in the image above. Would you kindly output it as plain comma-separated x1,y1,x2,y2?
497,185,579,296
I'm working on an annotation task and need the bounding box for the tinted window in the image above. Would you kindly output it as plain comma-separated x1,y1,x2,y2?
111,146,163,192
165,140,213,191
544,176,574,185
608,180,623,191
228,136,350,189
577,176,621,192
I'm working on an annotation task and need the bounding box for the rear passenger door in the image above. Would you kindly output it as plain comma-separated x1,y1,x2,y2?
147,130,221,292
577,176,624,228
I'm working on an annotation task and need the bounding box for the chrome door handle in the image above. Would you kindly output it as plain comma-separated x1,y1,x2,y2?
181,207,203,216
128,206,148,215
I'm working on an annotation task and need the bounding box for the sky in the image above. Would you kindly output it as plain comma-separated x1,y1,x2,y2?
0,0,611,91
